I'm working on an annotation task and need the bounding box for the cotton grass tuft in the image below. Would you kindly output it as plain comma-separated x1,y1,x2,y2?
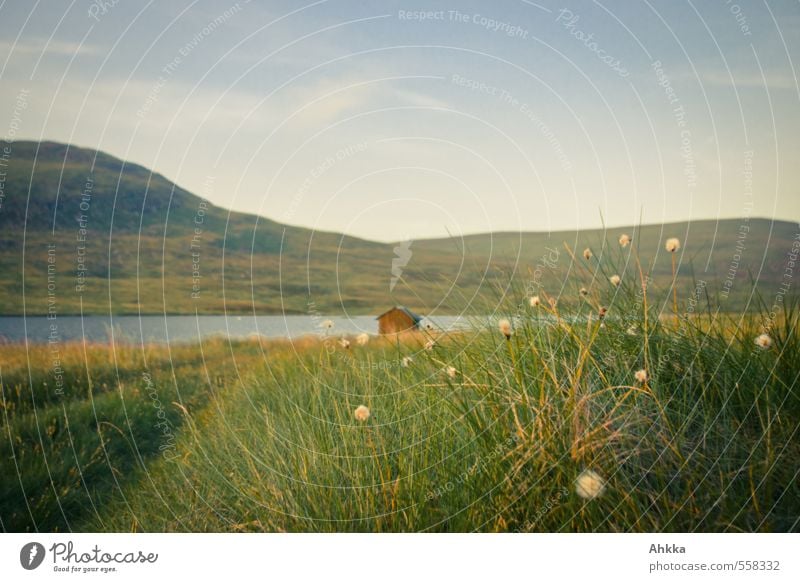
575,469,606,500
755,334,773,350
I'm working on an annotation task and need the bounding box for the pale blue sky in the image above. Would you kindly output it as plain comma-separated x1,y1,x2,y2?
1,0,798,241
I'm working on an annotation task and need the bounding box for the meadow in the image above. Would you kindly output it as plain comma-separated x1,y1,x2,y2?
1,239,798,532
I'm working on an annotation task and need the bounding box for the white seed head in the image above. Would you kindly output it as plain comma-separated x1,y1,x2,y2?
445,366,457,379
610,274,621,287
755,333,773,350
354,405,370,422
575,469,606,500
356,333,370,346
338,338,350,349
498,318,512,338
634,369,648,383
321,319,334,330
583,247,593,260
665,237,681,253
579,287,589,297
401,356,413,367
529,296,541,307
619,233,632,247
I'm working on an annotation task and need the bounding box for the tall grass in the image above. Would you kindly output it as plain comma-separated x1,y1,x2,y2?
87,268,798,531
0,339,267,531
3,237,798,532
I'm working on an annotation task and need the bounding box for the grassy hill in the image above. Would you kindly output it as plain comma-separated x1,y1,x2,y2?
0,140,796,315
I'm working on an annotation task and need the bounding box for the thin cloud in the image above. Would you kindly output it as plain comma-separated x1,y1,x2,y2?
701,70,798,90
0,39,100,57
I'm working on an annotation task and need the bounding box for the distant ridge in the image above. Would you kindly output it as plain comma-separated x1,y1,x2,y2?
0,140,796,315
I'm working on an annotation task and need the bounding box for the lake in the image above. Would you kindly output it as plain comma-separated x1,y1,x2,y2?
0,314,470,344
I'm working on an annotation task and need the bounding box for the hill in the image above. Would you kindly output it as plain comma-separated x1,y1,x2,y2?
0,140,796,315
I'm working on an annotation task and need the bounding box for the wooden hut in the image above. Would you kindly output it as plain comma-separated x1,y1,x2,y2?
376,306,422,335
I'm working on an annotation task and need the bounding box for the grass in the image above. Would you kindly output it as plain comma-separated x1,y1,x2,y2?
0,248,800,532
1,238,798,532
0,339,268,532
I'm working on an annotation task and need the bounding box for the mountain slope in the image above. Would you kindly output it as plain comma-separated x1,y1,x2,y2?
0,140,796,316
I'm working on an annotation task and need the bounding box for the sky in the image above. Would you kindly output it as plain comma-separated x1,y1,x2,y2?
1,0,798,242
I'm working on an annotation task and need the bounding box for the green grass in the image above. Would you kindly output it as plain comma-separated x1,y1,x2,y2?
0,339,268,532
2,237,798,532
0,228,800,532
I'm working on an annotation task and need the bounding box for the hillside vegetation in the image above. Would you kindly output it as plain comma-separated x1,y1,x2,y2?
0,141,796,316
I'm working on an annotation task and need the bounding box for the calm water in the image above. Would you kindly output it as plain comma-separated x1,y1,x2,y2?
0,315,470,344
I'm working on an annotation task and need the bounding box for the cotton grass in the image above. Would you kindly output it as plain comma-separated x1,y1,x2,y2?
354,405,370,422
575,469,606,500
498,318,512,339
755,334,773,350
665,238,681,252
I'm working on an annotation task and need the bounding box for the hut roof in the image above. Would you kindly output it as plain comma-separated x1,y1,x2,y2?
375,306,422,323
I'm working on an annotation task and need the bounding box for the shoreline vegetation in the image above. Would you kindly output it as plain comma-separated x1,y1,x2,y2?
2,242,798,531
